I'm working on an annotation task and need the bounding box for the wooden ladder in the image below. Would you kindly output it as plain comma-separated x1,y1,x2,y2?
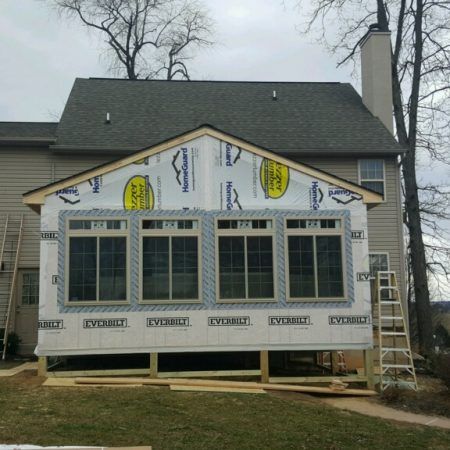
0,214,24,360
373,271,418,391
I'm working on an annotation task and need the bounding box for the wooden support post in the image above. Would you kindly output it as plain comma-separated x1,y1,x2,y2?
331,351,339,375
260,350,269,383
149,353,158,378
364,349,375,390
38,356,47,377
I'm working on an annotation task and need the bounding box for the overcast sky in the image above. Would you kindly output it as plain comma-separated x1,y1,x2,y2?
0,0,355,121
1,0,448,294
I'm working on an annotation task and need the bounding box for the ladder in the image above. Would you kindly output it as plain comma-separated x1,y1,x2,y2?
373,271,417,391
317,351,348,374
0,214,24,360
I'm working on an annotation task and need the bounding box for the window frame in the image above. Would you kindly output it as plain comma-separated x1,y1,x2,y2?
284,217,347,302
19,270,40,307
64,217,131,306
368,252,390,279
139,217,203,304
358,159,386,201
215,217,277,304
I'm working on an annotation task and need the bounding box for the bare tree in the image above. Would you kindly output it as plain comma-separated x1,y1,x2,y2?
292,0,450,356
52,0,214,80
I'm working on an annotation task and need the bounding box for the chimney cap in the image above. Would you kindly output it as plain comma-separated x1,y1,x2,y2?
359,25,391,48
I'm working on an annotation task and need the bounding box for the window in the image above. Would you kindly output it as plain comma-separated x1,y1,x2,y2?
66,219,129,303
369,253,390,299
21,271,39,305
216,219,275,302
141,219,201,303
286,218,345,301
359,160,385,198
369,253,389,278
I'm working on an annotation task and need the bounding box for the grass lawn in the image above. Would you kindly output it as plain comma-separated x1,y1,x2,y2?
0,372,449,449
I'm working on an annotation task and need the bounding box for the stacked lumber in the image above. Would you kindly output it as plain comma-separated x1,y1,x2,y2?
74,377,377,396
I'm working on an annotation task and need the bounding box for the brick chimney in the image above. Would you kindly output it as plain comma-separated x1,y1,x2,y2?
360,26,393,134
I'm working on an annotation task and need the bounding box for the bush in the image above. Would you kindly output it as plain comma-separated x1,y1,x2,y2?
0,332,21,356
431,352,450,388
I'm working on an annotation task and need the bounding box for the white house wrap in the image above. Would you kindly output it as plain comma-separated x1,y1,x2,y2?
29,128,379,356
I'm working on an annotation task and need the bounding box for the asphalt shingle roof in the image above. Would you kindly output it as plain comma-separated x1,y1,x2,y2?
53,78,402,154
0,122,58,140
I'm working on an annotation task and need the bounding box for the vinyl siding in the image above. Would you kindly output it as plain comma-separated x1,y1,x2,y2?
0,147,114,268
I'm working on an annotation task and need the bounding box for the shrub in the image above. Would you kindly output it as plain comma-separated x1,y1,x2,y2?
431,352,450,388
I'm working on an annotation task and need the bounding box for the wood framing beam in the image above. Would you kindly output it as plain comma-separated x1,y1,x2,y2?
260,350,270,383
364,349,375,390
37,356,47,377
150,353,158,379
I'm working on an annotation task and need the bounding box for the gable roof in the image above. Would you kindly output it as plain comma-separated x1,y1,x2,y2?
24,125,383,212
51,78,403,155
0,122,57,146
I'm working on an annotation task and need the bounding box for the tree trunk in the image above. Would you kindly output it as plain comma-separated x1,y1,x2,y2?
402,149,434,356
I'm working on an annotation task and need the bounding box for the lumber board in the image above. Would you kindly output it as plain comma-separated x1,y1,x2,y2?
44,377,143,387
158,369,261,378
268,376,368,384
47,368,150,378
75,377,377,396
170,385,266,394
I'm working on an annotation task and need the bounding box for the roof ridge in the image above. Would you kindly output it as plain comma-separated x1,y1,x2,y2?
85,77,343,85
0,121,58,124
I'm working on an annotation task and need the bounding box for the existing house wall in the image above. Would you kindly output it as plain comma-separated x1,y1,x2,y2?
0,147,114,267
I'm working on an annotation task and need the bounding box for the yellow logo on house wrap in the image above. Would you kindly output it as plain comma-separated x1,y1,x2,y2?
260,159,289,199
123,175,154,210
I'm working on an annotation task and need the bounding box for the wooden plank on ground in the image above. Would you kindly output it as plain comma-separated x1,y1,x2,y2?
269,376,367,384
44,377,144,387
47,368,150,378
170,384,266,394
158,369,261,378
75,377,377,396
0,362,37,377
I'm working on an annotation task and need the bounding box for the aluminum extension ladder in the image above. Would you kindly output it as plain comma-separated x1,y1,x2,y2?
0,214,24,360
373,271,418,391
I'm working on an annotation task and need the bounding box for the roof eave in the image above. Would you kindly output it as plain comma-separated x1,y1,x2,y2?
0,137,57,147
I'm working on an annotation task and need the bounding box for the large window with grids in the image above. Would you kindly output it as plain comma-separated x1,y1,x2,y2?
285,218,346,301
66,219,129,304
140,219,201,303
216,219,275,302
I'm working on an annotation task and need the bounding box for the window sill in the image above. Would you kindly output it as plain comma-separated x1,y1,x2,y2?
139,299,203,305
64,300,130,306
217,298,278,304
286,297,348,303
